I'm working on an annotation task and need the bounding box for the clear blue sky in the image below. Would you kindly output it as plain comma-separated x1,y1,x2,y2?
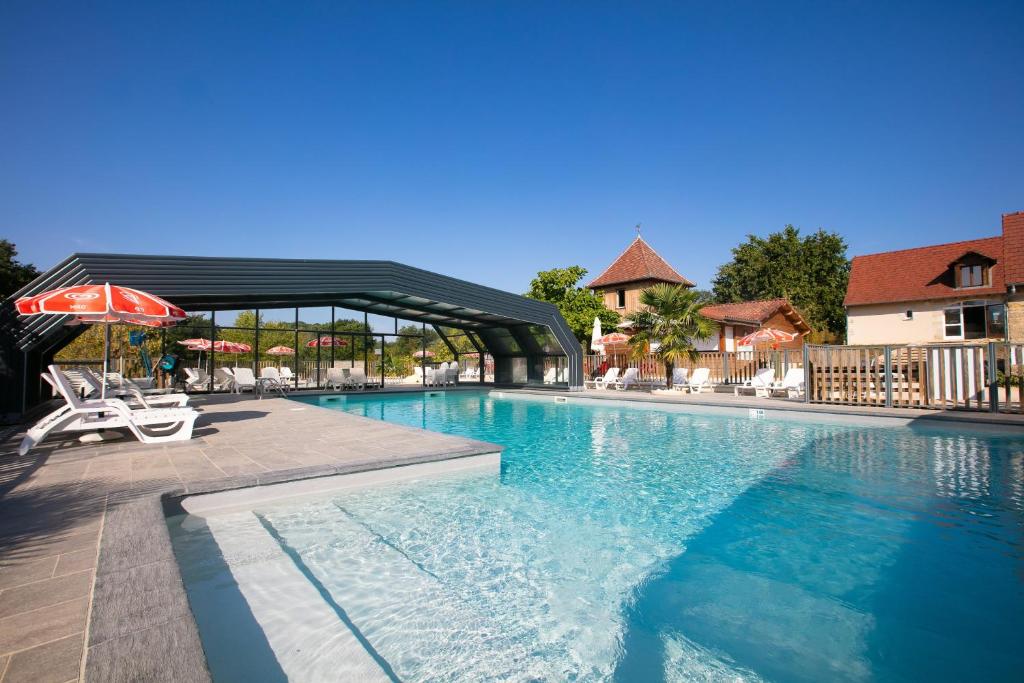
2,1,1022,297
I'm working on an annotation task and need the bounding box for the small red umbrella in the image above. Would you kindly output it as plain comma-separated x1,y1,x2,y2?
598,332,631,347
265,345,295,355
306,336,349,348
737,328,797,347
413,349,435,358
265,345,294,368
16,283,185,398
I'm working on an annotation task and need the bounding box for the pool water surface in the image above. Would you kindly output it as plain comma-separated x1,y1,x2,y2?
169,391,1024,682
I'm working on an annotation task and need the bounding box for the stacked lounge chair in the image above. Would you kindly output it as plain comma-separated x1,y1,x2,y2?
21,366,197,455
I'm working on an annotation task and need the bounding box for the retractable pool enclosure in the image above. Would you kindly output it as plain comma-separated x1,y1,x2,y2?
0,254,583,413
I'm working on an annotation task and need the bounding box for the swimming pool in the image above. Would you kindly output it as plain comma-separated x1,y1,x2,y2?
169,391,1024,682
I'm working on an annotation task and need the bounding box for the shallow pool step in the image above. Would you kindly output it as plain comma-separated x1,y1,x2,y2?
261,501,540,681
203,512,394,682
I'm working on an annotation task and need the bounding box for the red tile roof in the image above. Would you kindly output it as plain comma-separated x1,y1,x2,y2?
844,236,1005,306
587,237,693,288
699,298,810,333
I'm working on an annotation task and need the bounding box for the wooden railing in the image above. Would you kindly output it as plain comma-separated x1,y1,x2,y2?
584,349,803,384
806,343,1024,413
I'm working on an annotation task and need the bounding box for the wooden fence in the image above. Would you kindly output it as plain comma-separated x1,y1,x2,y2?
806,343,1024,413
584,349,803,384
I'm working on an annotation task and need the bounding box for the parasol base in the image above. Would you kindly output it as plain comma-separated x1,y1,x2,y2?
79,430,125,444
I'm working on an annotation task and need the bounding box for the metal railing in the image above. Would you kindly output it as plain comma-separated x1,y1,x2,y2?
805,343,1024,413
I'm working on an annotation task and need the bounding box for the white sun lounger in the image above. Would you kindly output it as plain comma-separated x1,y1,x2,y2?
213,367,235,392
734,367,776,398
325,368,346,390
770,367,805,398
686,368,713,393
21,367,197,455
78,368,189,408
183,368,209,392
615,368,640,390
259,367,291,394
231,367,258,393
670,367,690,390
585,367,620,390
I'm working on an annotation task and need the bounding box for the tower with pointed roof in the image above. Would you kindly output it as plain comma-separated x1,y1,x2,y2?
587,235,693,316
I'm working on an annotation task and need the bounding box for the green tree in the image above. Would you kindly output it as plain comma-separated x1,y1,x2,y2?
525,266,620,345
629,284,717,389
711,226,850,338
0,240,40,297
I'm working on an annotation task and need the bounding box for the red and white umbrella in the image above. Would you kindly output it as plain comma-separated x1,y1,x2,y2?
265,345,294,356
16,283,186,323
219,341,251,354
598,332,631,347
413,349,435,358
16,283,185,399
265,345,294,367
306,336,348,348
737,328,797,347
176,338,251,353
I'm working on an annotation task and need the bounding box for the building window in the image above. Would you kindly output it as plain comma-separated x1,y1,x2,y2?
616,289,626,308
944,307,962,338
944,302,1006,340
958,264,985,288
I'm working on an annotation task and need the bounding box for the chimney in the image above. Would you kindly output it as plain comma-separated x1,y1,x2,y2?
1002,211,1024,286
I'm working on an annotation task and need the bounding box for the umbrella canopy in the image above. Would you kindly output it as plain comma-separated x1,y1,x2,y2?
413,349,435,358
306,336,349,348
590,316,604,354
737,328,798,347
215,341,251,354
16,283,184,399
598,332,631,347
175,338,251,353
265,345,295,356
16,283,186,324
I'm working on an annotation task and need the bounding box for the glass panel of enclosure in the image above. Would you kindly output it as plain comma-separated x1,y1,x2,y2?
149,306,515,391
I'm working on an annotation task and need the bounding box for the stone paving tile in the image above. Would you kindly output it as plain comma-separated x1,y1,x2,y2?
2,632,83,683
53,548,98,577
88,560,191,646
0,596,88,654
0,570,92,619
95,501,173,575
84,615,208,683
0,557,58,591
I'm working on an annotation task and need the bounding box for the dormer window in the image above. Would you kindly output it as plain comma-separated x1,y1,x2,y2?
959,264,985,288
949,251,995,289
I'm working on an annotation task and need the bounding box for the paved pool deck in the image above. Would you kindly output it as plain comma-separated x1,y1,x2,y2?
3,384,1024,683
0,390,500,683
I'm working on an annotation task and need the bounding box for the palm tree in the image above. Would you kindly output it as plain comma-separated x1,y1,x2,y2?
628,283,717,389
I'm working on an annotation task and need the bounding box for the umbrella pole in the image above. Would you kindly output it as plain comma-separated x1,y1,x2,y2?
101,322,110,401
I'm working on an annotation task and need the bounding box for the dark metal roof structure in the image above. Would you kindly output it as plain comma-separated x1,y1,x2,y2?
0,254,583,413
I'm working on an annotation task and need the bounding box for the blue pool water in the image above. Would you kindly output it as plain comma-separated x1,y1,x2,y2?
170,391,1024,682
